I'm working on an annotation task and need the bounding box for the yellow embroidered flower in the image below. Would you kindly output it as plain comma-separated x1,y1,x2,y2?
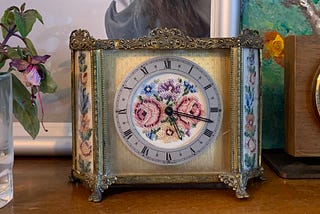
157,123,180,143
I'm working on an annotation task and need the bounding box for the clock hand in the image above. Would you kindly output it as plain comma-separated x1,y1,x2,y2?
172,110,213,123
168,115,183,140
165,106,183,140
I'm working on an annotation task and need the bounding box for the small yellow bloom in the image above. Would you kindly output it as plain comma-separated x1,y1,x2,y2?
269,34,284,58
263,31,285,67
157,123,180,143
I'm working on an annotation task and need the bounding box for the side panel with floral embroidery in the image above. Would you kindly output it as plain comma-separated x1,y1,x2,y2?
242,48,259,170
75,51,94,174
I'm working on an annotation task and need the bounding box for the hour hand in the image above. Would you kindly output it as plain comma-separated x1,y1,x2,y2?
165,106,183,140
168,115,183,140
172,110,213,123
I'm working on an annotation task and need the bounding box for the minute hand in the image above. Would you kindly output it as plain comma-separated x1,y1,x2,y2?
172,110,213,123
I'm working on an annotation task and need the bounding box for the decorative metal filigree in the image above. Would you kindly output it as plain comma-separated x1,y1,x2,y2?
219,167,264,198
88,174,118,202
69,29,97,50
69,28,263,51
70,169,117,202
238,28,263,48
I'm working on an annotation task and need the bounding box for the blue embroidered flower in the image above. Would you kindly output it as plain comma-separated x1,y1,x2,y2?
146,131,157,141
184,80,197,93
141,82,156,97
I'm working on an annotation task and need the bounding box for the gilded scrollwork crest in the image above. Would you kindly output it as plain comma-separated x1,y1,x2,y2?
237,28,263,49
69,29,97,50
69,28,263,51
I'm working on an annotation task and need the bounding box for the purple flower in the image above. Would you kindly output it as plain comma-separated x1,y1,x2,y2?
158,79,182,101
25,66,41,86
9,54,51,132
9,55,50,86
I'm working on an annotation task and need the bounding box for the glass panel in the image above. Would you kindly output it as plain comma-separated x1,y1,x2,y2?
102,49,233,177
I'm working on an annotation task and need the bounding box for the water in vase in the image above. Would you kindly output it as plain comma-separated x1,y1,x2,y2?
0,72,13,208
0,146,13,208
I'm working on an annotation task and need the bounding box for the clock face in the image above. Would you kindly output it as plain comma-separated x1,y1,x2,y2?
114,56,223,165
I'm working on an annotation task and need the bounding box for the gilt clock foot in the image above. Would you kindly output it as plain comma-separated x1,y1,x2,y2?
69,170,80,183
88,188,103,202
219,167,264,198
235,188,250,199
259,176,267,181
88,175,117,202
219,173,250,199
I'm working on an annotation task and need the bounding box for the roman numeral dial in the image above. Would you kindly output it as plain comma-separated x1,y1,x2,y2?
114,56,223,165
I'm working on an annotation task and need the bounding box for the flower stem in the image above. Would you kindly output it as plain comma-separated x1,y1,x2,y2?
0,24,17,47
36,86,48,132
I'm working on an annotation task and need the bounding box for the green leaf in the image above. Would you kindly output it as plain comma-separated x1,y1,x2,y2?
0,61,5,70
6,46,20,59
0,53,8,69
14,9,40,38
23,37,38,55
20,3,26,12
38,64,58,93
25,9,43,24
1,8,17,38
12,74,40,139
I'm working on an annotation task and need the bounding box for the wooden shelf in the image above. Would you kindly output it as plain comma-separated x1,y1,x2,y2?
2,157,320,213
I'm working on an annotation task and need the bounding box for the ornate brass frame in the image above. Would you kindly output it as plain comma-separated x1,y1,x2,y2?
69,28,264,202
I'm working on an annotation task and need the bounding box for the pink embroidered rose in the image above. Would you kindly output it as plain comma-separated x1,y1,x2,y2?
245,114,255,134
245,137,257,154
80,141,92,157
175,96,204,129
133,98,163,130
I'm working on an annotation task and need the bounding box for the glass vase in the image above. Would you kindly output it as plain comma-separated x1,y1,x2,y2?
0,72,13,208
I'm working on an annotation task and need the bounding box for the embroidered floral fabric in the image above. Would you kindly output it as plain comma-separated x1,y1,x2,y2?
132,73,206,149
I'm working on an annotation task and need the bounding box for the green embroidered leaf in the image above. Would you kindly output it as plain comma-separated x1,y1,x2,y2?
80,129,93,142
79,85,89,115
244,153,256,169
78,155,91,173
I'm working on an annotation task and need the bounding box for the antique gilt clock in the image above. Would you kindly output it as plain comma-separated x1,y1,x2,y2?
69,28,264,202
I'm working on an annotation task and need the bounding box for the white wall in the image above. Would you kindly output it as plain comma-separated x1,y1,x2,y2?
2,0,112,155
2,0,239,155
2,0,111,123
